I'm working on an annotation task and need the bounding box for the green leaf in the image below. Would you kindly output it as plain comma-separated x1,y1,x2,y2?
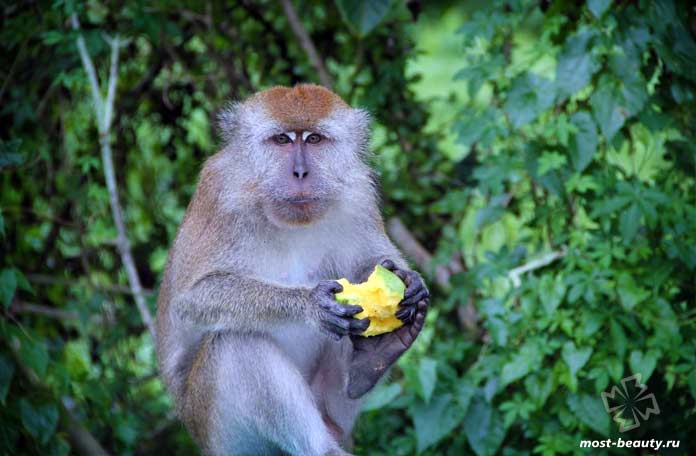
417,357,438,403
562,341,593,378
0,139,24,168
505,73,555,128
607,124,675,183
629,350,658,382
609,320,627,359
555,31,599,100
0,209,4,238
500,343,542,387
616,272,649,311
19,399,59,444
64,340,91,378
569,111,597,172
115,413,140,445
0,353,14,404
566,394,609,436
619,203,641,242
592,195,632,216
587,0,611,18
334,0,393,36
12,328,49,377
0,268,17,310
456,381,476,413
591,74,647,142
537,151,567,176
411,394,465,453
688,370,696,401
474,196,506,230
539,274,566,314
524,374,553,407
362,382,402,412
463,396,506,456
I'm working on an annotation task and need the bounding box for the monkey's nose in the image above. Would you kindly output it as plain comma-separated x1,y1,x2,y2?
293,166,308,180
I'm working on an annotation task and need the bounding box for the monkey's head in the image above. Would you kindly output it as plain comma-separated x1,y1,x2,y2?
217,84,373,227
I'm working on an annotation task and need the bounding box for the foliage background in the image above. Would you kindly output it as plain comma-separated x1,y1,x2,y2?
1,0,695,455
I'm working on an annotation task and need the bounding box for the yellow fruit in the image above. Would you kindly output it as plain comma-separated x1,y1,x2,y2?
335,265,406,337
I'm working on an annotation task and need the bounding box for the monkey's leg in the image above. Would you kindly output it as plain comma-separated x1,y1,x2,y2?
187,332,348,456
309,340,362,448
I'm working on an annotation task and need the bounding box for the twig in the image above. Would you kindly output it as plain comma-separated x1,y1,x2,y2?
10,302,78,320
0,39,27,106
27,273,155,295
71,14,156,340
279,0,334,88
62,398,111,456
508,247,567,288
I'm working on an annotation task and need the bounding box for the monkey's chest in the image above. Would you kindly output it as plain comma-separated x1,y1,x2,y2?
255,248,337,287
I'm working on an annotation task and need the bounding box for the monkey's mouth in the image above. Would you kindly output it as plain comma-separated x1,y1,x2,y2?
284,196,320,205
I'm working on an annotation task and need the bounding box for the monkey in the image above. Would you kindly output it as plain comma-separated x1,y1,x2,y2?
156,84,430,456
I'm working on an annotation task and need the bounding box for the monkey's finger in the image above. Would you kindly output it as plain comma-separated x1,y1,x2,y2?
320,315,350,336
319,280,343,294
320,299,354,314
349,318,370,335
401,288,429,307
323,301,363,317
411,300,428,332
393,268,409,284
380,259,397,271
325,318,351,337
403,273,428,299
395,305,416,324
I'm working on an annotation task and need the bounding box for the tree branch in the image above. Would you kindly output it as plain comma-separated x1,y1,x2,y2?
386,217,456,290
508,246,567,288
71,13,156,340
62,403,111,456
10,302,78,320
71,14,103,126
279,0,334,88
102,33,121,131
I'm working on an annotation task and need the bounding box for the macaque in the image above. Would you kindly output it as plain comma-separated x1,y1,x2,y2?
156,84,429,456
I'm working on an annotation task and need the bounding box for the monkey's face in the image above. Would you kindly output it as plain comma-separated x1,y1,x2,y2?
217,85,372,227
258,122,365,227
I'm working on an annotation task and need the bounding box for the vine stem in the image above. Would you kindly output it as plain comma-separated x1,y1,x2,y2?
71,14,156,340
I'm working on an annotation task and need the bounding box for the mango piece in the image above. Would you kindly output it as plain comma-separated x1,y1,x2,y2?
335,265,406,337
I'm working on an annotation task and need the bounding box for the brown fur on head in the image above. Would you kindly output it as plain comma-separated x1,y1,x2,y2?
214,84,375,228
254,84,349,131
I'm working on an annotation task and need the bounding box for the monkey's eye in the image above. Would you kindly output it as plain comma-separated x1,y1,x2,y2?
273,133,292,145
306,133,322,144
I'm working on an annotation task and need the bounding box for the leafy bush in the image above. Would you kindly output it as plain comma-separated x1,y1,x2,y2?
355,1,696,454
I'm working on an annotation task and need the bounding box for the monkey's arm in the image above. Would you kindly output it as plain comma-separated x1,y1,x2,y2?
347,260,430,399
172,271,368,337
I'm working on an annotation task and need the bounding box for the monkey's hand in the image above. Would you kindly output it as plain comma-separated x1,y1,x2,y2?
310,280,370,341
346,260,429,399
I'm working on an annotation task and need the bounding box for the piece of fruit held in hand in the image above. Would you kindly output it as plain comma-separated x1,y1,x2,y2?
335,265,406,337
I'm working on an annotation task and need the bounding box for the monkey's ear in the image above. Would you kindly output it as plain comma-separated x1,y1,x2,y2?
216,102,241,144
